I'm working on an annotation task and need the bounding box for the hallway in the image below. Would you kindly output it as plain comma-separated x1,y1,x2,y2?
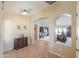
0,1,77,58
3,40,60,58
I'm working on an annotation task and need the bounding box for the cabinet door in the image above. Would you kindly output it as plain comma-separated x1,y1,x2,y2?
22,39,25,47
26,38,28,46
14,39,18,49
17,39,23,49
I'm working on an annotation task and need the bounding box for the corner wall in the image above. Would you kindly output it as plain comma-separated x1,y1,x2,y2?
0,13,3,57
3,14,31,52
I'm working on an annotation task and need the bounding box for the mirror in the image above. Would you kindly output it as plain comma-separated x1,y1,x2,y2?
55,14,72,47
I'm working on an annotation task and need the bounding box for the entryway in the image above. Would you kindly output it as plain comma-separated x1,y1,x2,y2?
33,18,49,42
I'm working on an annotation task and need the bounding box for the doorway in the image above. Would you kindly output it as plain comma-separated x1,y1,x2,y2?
33,18,49,43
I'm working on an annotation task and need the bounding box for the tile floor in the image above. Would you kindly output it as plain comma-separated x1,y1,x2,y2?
3,40,60,58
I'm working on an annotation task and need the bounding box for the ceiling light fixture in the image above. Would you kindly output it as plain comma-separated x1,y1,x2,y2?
22,9,28,15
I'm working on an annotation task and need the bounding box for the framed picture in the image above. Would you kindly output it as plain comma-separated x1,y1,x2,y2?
23,26,27,30
17,25,21,30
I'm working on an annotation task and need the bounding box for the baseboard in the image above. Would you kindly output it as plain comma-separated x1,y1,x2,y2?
3,48,14,53
48,50,65,58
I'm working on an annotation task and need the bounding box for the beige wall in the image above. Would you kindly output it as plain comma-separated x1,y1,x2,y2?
3,14,31,52
0,13,3,57
31,2,76,57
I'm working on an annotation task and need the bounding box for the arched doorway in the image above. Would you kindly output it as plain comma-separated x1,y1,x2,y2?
33,18,49,44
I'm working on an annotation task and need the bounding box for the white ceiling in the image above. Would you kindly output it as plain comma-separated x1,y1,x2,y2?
1,1,51,15
56,14,71,26
33,18,49,27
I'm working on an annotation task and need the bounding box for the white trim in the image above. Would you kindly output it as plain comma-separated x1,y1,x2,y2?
48,50,65,58
3,48,13,53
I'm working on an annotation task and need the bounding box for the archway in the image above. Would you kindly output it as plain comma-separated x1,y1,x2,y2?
33,18,49,43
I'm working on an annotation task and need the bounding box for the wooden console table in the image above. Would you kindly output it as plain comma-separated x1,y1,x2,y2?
14,37,28,50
